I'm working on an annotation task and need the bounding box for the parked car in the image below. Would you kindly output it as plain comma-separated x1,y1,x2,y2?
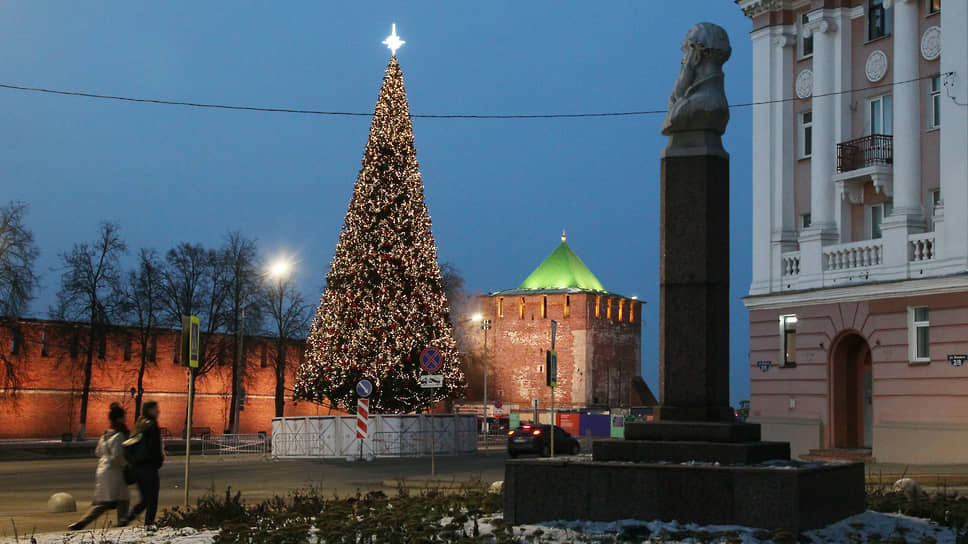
507,424,580,457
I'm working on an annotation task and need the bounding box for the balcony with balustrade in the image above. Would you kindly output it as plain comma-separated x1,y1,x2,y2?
833,134,894,202
779,230,940,291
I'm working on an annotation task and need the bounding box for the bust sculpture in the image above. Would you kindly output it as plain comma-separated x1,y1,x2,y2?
661,23,731,156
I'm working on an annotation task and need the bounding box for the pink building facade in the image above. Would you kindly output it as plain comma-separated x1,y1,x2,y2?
738,0,968,463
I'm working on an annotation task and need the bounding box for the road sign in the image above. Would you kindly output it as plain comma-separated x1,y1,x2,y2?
420,347,444,373
551,320,558,350
419,374,443,388
546,350,558,387
356,398,369,439
181,315,200,368
494,400,503,410
356,379,374,398
949,354,967,367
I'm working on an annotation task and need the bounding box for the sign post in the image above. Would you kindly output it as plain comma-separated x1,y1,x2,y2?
356,379,372,461
548,320,558,458
180,315,199,507
419,347,443,475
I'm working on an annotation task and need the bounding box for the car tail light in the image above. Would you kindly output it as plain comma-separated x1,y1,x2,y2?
522,425,531,430
532,429,542,436
507,431,514,436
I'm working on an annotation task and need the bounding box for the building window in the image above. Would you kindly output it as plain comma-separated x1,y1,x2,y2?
780,315,797,366
629,302,635,324
928,0,940,14
173,334,180,364
563,295,570,319
537,364,544,374
123,337,131,361
41,327,49,357
869,201,893,239
799,12,813,58
541,295,548,319
148,335,156,363
519,297,526,320
70,329,79,358
618,299,625,322
261,342,268,368
929,75,941,129
868,0,892,40
10,327,21,356
868,94,893,135
595,296,601,319
799,111,813,159
909,307,930,363
497,297,504,319
97,333,107,359
800,213,812,231
930,189,941,212
607,298,613,320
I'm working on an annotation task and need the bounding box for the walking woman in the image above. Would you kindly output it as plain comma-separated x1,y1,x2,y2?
125,400,164,530
69,402,130,530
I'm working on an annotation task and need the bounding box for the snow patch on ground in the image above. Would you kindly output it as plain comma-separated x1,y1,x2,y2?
1,511,956,543
0,526,218,544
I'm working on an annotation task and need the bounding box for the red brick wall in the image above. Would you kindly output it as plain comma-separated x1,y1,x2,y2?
477,292,642,410
0,320,337,439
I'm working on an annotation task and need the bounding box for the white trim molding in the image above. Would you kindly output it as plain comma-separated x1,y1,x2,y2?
737,0,797,18
744,274,968,310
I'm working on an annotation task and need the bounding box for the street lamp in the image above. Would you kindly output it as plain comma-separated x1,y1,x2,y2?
476,315,492,448
231,258,293,434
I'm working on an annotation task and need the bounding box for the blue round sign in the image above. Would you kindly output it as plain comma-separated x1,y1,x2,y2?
420,347,443,373
356,379,373,398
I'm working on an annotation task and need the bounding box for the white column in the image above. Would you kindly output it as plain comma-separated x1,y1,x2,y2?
889,0,924,222
806,14,838,234
770,28,798,291
799,12,840,288
749,27,773,295
940,0,968,269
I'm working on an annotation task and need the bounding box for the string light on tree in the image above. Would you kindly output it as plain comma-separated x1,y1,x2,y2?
293,27,465,414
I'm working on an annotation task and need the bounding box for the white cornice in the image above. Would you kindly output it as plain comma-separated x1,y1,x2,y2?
737,0,795,19
744,274,968,310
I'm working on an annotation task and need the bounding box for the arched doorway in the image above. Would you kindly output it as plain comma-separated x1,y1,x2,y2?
830,332,873,449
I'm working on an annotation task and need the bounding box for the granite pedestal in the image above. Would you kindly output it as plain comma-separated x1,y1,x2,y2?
503,457,865,532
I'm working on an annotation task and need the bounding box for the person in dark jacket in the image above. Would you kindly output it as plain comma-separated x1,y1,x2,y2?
68,403,130,530
124,400,164,529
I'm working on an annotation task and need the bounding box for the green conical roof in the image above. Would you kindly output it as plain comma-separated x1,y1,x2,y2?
517,235,606,292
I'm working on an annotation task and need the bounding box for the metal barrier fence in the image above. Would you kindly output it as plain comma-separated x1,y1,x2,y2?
271,414,478,459
201,433,269,457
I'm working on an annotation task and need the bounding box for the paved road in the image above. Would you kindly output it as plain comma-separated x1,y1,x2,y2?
0,452,507,538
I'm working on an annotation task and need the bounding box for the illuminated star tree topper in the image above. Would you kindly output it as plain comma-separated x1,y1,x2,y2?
382,23,405,56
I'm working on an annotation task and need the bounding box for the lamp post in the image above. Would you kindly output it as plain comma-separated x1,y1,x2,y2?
481,317,491,448
231,259,292,434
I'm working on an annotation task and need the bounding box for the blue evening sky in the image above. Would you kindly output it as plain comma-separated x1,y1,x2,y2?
0,2,756,404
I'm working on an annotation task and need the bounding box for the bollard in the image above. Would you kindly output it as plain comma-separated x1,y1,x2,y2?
47,492,77,513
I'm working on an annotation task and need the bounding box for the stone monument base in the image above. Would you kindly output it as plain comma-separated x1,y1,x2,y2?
503,457,865,532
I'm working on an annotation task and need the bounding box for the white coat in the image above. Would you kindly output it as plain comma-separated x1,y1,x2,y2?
92,429,128,504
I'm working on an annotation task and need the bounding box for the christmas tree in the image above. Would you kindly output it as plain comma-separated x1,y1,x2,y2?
293,50,466,414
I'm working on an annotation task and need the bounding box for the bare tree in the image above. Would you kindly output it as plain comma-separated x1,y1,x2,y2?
119,248,164,419
0,201,40,318
52,221,126,440
159,242,232,431
440,263,484,400
223,232,261,434
0,202,40,397
261,273,312,417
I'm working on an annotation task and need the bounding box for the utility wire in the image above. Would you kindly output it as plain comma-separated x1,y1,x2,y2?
0,72,949,120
